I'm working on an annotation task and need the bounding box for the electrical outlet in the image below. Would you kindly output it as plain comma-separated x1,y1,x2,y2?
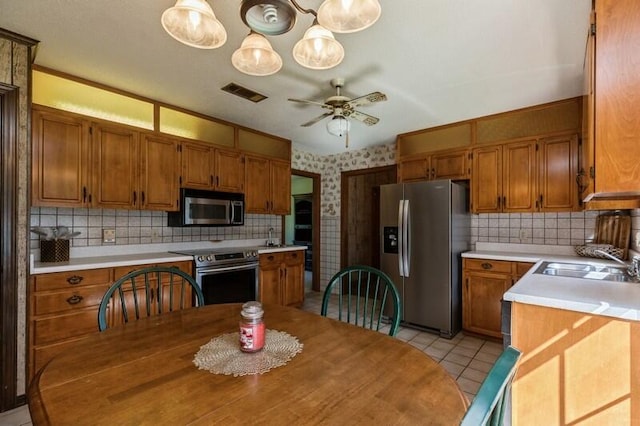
102,229,116,243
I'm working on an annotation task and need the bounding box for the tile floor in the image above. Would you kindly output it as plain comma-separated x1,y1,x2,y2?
0,290,499,424
301,290,501,403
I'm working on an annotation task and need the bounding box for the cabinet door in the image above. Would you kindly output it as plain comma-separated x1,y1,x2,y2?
140,134,180,211
502,140,536,212
538,135,578,211
31,108,90,207
245,156,271,214
594,0,640,194
215,149,245,193
432,149,469,180
472,146,502,213
259,254,283,305
282,251,304,307
181,141,214,190
462,270,511,338
270,160,291,215
399,157,429,182
91,123,139,209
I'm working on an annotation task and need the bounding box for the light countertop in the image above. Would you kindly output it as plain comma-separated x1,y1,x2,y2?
31,240,306,274
464,242,640,321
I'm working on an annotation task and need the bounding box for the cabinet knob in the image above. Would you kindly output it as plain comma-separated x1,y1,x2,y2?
66,295,83,305
67,275,83,285
481,262,493,270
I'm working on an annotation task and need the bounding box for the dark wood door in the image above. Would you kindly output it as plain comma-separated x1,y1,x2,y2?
341,166,397,270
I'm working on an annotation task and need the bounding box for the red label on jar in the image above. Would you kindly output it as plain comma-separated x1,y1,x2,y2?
240,322,265,352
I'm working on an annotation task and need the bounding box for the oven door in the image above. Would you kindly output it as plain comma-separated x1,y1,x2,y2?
195,262,259,305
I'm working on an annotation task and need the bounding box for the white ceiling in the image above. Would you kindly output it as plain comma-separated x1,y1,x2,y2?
0,0,591,155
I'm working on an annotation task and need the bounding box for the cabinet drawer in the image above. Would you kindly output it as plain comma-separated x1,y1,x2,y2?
260,252,284,267
32,308,101,345
464,258,512,274
33,285,109,316
113,263,155,279
284,250,304,265
34,268,111,292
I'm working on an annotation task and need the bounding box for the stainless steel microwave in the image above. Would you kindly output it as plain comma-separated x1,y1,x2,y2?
168,189,244,227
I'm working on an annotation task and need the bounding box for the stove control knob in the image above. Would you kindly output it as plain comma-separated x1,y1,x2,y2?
197,256,204,262
206,255,213,261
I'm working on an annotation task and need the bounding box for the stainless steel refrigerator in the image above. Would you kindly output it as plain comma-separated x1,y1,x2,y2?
380,180,469,338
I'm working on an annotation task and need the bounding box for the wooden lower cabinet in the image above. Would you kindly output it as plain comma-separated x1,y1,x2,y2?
28,260,192,381
511,302,640,425
462,258,534,338
259,251,304,307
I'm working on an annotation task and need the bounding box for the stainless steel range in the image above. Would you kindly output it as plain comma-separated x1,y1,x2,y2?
171,248,259,305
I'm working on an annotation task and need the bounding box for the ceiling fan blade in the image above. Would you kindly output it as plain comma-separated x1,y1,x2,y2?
301,112,333,127
288,98,332,109
348,110,380,126
345,92,387,108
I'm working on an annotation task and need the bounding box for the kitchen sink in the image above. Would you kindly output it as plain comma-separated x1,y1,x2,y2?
534,261,637,283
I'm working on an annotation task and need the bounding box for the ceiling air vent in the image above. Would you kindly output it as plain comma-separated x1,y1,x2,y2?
221,83,267,103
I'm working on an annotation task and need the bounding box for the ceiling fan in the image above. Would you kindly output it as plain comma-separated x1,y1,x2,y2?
288,78,387,147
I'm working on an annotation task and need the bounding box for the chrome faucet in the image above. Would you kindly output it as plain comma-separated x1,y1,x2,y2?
267,227,275,247
593,249,639,278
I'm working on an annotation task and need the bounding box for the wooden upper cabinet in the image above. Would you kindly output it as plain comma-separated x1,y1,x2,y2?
270,160,291,215
591,0,640,196
181,141,245,193
215,149,244,193
538,135,578,211
245,155,290,215
502,140,536,212
245,155,271,214
181,140,214,190
472,137,577,213
140,134,180,211
32,107,91,207
398,149,469,183
91,122,139,209
472,145,502,213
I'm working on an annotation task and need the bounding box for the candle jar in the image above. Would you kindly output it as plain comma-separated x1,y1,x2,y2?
239,301,265,352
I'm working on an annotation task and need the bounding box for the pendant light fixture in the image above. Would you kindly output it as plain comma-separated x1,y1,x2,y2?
161,0,227,49
292,22,344,70
317,0,382,33
232,32,283,76
161,0,381,75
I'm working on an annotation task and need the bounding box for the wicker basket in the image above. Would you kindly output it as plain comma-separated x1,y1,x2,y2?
40,239,70,262
574,243,624,261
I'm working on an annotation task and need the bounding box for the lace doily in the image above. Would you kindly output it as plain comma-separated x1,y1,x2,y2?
193,329,303,376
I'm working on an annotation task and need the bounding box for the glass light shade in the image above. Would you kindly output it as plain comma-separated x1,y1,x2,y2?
161,0,227,49
317,0,381,33
240,0,297,36
327,116,350,137
292,24,345,70
232,33,283,76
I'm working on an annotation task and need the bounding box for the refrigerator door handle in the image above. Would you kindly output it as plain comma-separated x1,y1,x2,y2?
397,199,405,276
403,199,410,276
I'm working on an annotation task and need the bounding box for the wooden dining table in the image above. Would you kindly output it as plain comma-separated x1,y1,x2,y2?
28,303,468,425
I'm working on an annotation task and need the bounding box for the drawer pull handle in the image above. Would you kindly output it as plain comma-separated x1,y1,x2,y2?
67,275,84,285
481,263,493,270
291,253,298,258
66,295,83,305
268,255,275,261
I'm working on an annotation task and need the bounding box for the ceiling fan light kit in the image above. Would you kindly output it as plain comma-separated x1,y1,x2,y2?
161,0,381,75
327,115,350,137
232,32,283,76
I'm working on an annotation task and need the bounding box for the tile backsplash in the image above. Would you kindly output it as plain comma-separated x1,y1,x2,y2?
30,207,281,254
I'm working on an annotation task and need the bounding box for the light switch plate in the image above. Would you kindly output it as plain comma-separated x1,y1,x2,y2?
103,229,116,243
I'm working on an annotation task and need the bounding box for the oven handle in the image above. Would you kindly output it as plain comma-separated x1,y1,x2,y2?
196,262,259,275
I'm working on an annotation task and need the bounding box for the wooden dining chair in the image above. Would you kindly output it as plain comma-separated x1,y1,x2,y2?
321,265,401,336
460,346,522,426
98,266,204,331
